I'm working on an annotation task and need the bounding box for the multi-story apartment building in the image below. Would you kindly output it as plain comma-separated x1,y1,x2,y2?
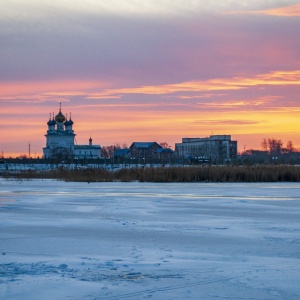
175,135,237,163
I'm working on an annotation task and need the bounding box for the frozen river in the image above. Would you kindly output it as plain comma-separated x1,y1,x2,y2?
1,179,300,299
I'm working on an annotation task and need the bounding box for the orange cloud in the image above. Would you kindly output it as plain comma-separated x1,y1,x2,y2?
178,93,227,99
92,70,300,98
227,3,300,17
2,105,300,157
1,70,299,102
1,69,300,157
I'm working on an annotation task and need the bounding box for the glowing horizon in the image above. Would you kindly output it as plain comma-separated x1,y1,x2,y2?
0,1,299,157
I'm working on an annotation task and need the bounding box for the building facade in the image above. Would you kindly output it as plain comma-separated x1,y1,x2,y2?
73,137,102,159
43,105,101,159
129,142,162,162
175,135,237,163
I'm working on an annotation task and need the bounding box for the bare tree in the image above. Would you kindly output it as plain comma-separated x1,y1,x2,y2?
268,138,283,155
286,140,294,153
101,146,114,158
159,142,169,149
261,138,283,155
101,144,122,158
51,147,72,160
261,138,268,151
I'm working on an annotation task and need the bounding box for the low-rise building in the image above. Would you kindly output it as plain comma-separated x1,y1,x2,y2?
156,147,174,163
113,148,131,159
73,137,101,159
129,142,162,162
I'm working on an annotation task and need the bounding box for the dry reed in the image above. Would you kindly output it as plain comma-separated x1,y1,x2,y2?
2,165,300,182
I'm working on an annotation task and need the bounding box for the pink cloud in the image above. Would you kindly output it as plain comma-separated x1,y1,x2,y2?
0,80,111,98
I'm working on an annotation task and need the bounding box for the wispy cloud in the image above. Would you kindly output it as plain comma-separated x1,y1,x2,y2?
1,70,298,105
227,3,300,17
1,0,275,20
194,119,263,125
175,94,227,99
91,70,300,98
0,80,109,99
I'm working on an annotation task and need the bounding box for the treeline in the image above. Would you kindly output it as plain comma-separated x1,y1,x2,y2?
3,165,300,182
261,138,294,155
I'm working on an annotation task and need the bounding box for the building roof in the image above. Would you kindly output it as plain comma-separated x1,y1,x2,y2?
130,142,161,149
114,148,130,157
157,148,174,154
74,145,101,149
180,135,234,144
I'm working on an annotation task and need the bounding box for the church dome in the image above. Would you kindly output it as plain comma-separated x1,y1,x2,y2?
55,110,66,123
47,114,56,126
64,114,73,126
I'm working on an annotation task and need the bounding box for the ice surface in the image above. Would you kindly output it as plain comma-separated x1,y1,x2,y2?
1,179,300,299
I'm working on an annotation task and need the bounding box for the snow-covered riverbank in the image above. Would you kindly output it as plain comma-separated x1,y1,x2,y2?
1,179,300,299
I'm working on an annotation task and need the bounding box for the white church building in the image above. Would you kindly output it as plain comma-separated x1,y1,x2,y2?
43,104,101,159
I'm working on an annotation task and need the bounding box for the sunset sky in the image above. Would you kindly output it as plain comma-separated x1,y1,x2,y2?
1,0,300,157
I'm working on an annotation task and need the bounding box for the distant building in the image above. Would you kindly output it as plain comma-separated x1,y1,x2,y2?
156,147,174,163
73,137,101,159
175,135,237,163
129,142,162,162
113,148,130,159
43,104,101,159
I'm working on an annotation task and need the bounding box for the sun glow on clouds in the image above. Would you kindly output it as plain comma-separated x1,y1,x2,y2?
1,1,300,157
227,3,300,17
1,69,298,104
87,70,300,99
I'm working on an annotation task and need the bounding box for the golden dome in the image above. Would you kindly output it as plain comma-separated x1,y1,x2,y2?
54,103,66,122
55,109,66,123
